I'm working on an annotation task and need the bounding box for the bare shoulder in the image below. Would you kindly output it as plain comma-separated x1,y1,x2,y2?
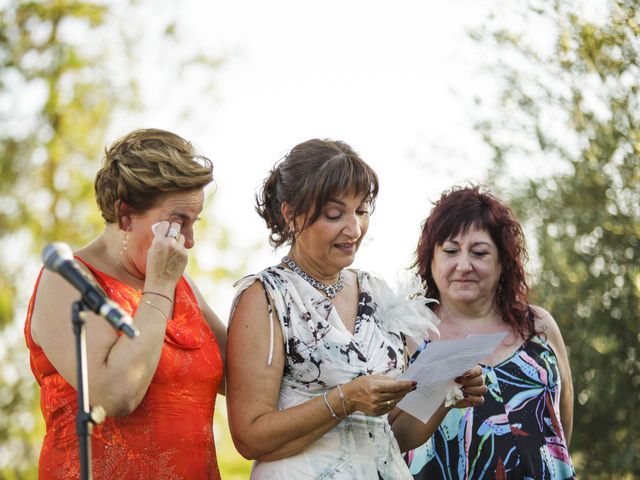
531,305,566,352
236,278,268,304
532,305,555,329
230,279,270,325
531,306,573,398
30,262,121,389
227,277,283,369
31,267,88,342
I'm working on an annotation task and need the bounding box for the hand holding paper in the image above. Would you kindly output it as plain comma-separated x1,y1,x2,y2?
396,332,507,423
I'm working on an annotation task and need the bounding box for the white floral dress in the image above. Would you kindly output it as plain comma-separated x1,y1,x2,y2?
231,266,439,480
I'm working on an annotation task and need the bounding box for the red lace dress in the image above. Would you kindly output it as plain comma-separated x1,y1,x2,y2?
24,260,223,479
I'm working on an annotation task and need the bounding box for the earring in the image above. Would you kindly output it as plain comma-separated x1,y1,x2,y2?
119,229,129,257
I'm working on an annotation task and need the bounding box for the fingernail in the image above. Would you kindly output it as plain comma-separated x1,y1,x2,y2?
454,376,463,384
411,381,417,387
411,385,417,391
463,371,472,379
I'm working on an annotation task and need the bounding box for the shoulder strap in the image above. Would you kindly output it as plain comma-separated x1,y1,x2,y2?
230,270,290,366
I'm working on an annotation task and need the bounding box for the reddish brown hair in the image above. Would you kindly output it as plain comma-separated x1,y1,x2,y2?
414,185,535,339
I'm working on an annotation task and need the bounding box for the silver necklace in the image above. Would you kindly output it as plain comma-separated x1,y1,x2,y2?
282,256,344,299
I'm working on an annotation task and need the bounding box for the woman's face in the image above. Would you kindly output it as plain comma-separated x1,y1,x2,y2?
290,194,370,275
125,189,205,275
431,227,502,310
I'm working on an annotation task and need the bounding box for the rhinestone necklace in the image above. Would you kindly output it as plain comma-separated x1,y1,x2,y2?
282,256,345,299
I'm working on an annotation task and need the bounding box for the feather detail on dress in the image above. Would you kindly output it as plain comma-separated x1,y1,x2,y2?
367,270,440,344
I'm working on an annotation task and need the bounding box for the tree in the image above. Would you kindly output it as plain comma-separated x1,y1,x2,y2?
475,0,639,477
0,1,250,477
0,2,119,475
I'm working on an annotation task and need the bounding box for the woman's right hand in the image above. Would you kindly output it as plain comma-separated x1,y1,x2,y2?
144,221,188,288
342,374,416,416
450,365,487,409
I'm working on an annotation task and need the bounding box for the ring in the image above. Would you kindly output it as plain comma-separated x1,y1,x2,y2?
386,401,393,408
167,227,179,239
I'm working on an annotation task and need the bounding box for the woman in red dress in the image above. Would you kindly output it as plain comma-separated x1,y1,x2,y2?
24,128,225,479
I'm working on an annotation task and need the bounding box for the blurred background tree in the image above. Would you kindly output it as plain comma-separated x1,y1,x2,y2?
475,0,639,477
0,0,251,477
0,1,119,475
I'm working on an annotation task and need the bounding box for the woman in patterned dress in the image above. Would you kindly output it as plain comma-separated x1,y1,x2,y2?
406,185,575,480
25,129,226,479
225,139,487,479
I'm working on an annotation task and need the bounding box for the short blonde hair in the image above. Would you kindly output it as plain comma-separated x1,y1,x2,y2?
94,128,213,224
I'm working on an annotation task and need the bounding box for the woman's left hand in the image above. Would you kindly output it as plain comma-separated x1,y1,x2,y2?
451,365,487,409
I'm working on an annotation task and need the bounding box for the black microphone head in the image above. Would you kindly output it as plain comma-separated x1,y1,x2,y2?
42,242,74,272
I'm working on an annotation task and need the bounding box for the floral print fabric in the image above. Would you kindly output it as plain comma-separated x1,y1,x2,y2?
232,266,424,479
406,335,576,480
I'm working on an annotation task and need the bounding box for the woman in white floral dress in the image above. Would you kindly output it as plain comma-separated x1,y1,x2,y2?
226,139,487,479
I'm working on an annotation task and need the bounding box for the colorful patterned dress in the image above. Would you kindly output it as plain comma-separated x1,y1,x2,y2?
25,259,224,480
406,335,575,480
231,266,438,480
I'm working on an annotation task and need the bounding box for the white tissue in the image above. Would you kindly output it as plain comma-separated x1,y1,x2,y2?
444,385,465,407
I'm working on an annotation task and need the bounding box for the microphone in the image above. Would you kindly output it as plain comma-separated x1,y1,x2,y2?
42,242,139,338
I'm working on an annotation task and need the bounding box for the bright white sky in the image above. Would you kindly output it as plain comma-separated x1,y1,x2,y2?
111,0,500,316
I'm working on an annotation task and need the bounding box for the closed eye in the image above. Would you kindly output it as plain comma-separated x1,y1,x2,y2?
324,208,342,220
167,215,202,231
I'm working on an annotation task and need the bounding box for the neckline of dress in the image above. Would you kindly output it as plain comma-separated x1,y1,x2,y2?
74,256,143,296
479,334,550,368
276,265,364,337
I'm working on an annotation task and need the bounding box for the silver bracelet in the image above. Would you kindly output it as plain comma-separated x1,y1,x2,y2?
141,299,169,322
336,384,349,418
323,391,342,421
142,291,173,304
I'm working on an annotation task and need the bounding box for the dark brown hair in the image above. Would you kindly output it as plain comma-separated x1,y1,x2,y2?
414,185,535,338
94,128,213,225
256,139,379,248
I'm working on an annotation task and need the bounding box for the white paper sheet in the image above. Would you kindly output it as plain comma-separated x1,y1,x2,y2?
396,332,508,423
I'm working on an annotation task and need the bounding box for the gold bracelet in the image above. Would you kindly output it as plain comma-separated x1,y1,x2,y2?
141,299,169,322
142,291,173,303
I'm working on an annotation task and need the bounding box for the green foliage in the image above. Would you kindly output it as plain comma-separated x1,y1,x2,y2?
0,0,116,287
0,1,249,476
476,0,639,477
0,1,120,476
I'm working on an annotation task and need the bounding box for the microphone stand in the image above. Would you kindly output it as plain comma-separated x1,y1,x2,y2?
72,300,105,480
